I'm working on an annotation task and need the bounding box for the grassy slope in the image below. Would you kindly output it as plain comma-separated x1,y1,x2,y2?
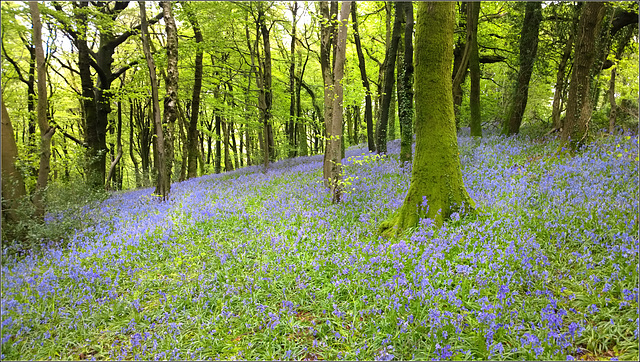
1,133,638,361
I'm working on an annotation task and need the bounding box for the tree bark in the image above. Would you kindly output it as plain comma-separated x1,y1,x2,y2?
30,1,56,220
185,4,203,179
503,1,543,135
320,1,338,184
1,97,28,223
327,1,351,203
106,92,124,190
398,2,414,164
452,2,469,127
561,2,606,150
160,1,178,198
468,1,482,137
287,2,298,158
608,26,634,134
351,2,375,152
129,100,141,188
551,5,580,131
139,1,167,198
379,2,475,236
376,2,403,154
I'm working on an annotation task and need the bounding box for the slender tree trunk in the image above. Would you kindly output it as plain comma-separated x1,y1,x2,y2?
106,94,124,190
398,1,414,164
379,1,474,236
30,2,56,219
1,98,28,223
504,2,543,135
561,2,606,150
185,4,203,179
287,2,298,158
327,1,351,203
319,1,338,184
129,100,141,188
468,1,482,137
351,3,375,152
452,2,469,127
607,26,633,134
376,2,403,154
139,1,167,197
160,1,178,198
551,18,577,131
260,10,275,167
215,112,222,173
296,49,309,157
177,103,189,181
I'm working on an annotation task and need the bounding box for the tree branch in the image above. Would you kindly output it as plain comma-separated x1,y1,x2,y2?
108,11,164,50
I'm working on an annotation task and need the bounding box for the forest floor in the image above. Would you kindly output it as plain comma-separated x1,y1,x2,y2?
1,131,638,361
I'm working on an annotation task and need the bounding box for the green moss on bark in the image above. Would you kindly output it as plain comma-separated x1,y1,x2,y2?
379,2,475,237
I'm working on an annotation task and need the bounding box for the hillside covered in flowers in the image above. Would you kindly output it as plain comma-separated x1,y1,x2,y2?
1,133,638,361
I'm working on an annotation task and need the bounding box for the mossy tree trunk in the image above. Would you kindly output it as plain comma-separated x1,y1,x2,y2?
161,1,178,198
561,2,606,150
503,2,543,136
185,3,203,180
397,1,414,165
452,2,469,128
379,2,475,236
319,1,337,186
468,1,482,137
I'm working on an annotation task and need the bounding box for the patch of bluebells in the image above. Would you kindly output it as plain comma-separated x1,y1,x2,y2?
1,133,638,360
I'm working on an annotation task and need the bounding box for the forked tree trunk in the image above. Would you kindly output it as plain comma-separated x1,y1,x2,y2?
379,2,475,236
30,2,56,220
561,2,606,150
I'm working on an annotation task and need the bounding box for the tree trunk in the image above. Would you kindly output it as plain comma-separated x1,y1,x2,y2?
30,2,56,220
1,98,28,223
376,2,403,154
296,47,309,157
160,1,178,198
215,112,222,173
320,1,338,184
468,1,482,137
351,2,375,152
561,2,606,150
398,1,414,165
106,93,124,190
608,26,634,134
452,2,469,127
503,2,543,135
287,2,298,158
551,9,578,131
185,4,203,179
139,1,167,197
379,1,475,236
129,100,141,188
327,1,351,203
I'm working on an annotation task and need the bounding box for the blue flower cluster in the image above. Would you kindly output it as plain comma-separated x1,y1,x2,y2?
1,133,638,361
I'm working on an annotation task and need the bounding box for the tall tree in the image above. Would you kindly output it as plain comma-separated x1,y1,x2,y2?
160,1,178,197
1,97,28,223
608,26,634,134
351,3,375,152
397,1,414,164
287,1,298,158
319,1,338,184
326,1,351,203
185,3,203,179
503,2,543,135
468,1,482,137
376,2,403,154
379,2,475,235
139,1,167,199
452,2,469,127
561,2,606,150
30,1,56,219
